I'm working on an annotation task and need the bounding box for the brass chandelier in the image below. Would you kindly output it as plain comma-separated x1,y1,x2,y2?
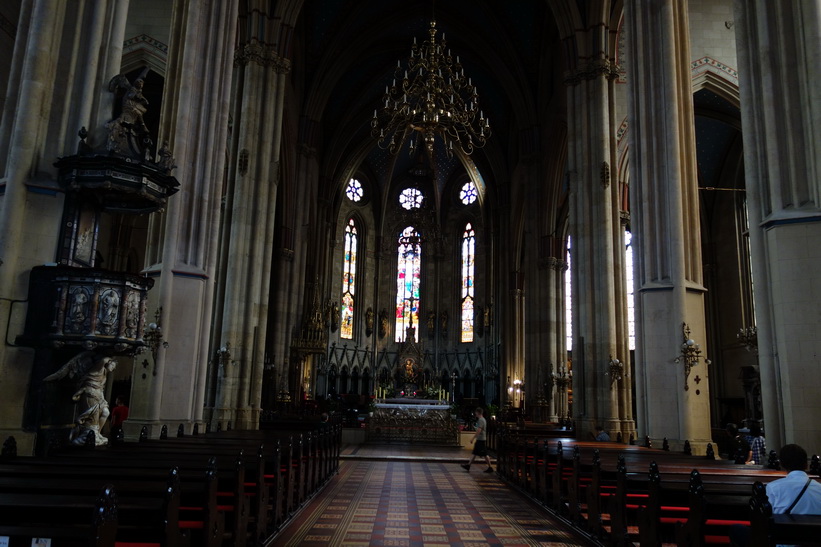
371,20,491,157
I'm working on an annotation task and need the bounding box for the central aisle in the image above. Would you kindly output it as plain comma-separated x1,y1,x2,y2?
272,460,592,546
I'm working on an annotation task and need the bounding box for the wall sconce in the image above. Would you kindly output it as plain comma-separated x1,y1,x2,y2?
737,325,758,354
675,323,711,390
143,307,170,363
606,355,624,387
552,368,572,391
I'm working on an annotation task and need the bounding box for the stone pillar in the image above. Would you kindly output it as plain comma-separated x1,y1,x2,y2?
0,0,131,452
130,0,238,437
212,37,290,429
626,0,712,451
734,0,821,454
565,53,625,438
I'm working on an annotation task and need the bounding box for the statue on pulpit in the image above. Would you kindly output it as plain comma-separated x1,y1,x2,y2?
45,351,117,446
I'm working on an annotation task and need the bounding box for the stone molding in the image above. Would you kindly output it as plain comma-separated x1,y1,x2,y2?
234,42,291,73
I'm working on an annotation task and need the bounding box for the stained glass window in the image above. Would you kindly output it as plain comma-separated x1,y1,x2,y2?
625,230,635,351
399,187,423,210
566,237,572,352
340,218,357,339
460,223,476,342
396,226,421,342
460,181,478,205
345,179,363,202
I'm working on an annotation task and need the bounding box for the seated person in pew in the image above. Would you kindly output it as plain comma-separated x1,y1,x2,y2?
746,424,766,466
730,443,821,546
591,425,610,442
727,423,752,464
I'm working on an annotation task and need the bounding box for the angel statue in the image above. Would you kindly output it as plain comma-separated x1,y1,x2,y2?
44,352,117,446
106,68,152,159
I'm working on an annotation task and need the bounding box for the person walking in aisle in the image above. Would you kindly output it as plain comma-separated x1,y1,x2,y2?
462,407,494,473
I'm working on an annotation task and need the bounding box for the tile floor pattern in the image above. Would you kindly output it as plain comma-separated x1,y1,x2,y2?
273,460,592,546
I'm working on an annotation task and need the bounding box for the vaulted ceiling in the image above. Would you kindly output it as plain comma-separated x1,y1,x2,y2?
292,0,562,207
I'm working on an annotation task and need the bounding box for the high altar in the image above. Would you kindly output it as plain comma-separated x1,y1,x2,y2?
368,398,459,445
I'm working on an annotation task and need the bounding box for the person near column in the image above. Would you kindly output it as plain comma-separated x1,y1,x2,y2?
461,407,493,473
745,424,766,465
726,423,751,464
109,396,129,439
591,425,610,442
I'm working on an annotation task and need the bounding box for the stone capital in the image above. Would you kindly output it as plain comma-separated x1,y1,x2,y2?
234,42,292,73
563,59,618,86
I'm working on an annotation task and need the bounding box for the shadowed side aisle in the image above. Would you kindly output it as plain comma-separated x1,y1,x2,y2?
271,460,592,546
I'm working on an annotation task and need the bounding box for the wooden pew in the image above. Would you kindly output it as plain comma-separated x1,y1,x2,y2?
0,484,118,547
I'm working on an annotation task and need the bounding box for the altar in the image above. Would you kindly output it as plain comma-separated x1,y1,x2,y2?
367,398,459,445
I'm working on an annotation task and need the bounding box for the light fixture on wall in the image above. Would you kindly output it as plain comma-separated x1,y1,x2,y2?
606,355,624,387
736,325,758,354
371,20,490,158
675,323,711,391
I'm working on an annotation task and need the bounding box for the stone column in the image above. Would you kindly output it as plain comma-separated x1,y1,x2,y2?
565,55,624,438
626,0,712,451
130,0,238,437
212,39,290,429
734,0,821,454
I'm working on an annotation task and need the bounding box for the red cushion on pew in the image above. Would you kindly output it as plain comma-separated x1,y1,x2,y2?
217,505,235,511
626,493,649,498
660,517,689,524
704,535,732,544
264,474,276,478
661,506,689,512
179,521,204,529
705,520,750,526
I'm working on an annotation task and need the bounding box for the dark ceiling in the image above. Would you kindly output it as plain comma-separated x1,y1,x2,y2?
295,0,558,203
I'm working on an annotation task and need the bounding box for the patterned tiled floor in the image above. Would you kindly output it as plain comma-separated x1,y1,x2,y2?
273,459,593,546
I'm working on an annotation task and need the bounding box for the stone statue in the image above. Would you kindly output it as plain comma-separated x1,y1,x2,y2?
44,352,117,446
106,69,152,158
440,310,448,335
365,307,374,337
156,140,177,174
379,308,389,339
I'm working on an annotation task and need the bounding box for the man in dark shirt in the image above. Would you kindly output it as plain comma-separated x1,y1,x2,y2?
726,423,751,464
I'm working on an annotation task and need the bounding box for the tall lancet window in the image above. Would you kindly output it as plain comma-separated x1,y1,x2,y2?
396,226,422,342
460,223,476,342
340,218,357,339
566,237,573,352
625,230,635,351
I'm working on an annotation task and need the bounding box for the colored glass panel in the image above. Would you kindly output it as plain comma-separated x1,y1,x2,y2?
461,223,475,342
396,226,421,342
399,187,423,210
340,218,357,339
460,181,478,204
345,179,363,202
